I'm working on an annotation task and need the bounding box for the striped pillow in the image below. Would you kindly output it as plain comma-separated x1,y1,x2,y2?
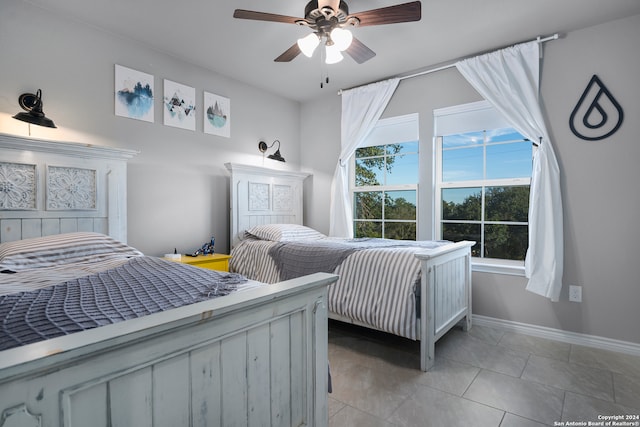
0,232,143,271
246,224,326,242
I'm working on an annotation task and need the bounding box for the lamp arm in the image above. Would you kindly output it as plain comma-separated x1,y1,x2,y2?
258,139,280,152
257,139,285,162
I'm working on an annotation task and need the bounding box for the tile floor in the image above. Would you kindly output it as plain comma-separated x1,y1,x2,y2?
327,320,640,427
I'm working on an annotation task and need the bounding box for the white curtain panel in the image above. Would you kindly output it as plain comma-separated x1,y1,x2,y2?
456,41,564,301
329,78,399,237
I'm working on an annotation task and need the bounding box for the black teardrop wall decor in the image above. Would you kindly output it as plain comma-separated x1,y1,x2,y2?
569,74,624,141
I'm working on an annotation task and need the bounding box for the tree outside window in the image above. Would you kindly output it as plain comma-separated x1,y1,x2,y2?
353,141,418,240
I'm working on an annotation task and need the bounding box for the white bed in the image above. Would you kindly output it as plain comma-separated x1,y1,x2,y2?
0,135,337,427
226,162,474,371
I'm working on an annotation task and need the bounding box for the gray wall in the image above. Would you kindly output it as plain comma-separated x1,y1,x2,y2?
301,14,640,344
0,1,302,256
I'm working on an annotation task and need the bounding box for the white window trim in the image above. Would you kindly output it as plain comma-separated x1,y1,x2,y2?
359,113,419,148
472,258,526,276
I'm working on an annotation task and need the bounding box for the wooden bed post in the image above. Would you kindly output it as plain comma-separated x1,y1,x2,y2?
463,249,473,332
420,261,436,371
416,241,475,372
313,296,329,425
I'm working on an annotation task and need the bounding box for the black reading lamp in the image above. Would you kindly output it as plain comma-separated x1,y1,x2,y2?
13,89,57,130
258,139,285,162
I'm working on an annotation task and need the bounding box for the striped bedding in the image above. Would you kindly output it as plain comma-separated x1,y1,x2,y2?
0,232,144,295
230,234,449,340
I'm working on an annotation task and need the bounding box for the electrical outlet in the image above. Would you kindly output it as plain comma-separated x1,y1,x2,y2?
569,285,582,302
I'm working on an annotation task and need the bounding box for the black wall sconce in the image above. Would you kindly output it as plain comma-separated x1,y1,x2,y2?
13,89,57,131
258,139,285,162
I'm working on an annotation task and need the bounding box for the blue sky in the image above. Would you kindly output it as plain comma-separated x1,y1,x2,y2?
442,128,532,204
355,130,531,206
442,128,532,182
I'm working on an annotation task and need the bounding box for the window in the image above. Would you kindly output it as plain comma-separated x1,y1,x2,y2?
434,101,532,263
352,114,419,240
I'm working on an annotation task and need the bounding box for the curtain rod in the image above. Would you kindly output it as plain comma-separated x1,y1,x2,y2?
337,33,559,95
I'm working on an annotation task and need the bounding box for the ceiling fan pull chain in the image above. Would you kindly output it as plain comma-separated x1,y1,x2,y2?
320,48,326,88
322,71,330,88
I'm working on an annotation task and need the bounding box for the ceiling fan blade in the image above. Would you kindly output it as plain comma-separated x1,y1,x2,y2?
351,1,421,27
233,9,302,24
345,37,376,64
274,43,302,62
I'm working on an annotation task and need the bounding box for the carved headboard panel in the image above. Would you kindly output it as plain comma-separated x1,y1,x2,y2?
0,134,137,243
225,163,311,249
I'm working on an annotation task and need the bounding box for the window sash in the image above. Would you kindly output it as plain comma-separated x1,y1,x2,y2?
350,114,419,240
435,130,531,261
353,187,418,239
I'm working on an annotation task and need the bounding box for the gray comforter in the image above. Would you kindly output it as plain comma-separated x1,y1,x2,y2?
268,238,448,281
0,256,247,351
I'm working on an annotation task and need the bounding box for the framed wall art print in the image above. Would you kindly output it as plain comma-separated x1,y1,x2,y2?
114,64,154,123
163,79,196,131
204,91,230,138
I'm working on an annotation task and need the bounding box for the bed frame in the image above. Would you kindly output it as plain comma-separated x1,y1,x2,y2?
226,162,474,371
0,133,135,243
226,162,311,249
0,273,335,426
0,137,337,426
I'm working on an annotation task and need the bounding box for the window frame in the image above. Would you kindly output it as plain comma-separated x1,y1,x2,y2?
433,101,533,276
350,113,420,240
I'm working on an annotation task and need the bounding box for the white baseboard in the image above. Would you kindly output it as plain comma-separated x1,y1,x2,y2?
473,315,640,357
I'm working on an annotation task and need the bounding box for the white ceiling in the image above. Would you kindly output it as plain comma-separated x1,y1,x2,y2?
23,0,640,103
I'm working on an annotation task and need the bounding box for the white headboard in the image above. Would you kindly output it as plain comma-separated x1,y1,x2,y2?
0,133,137,243
225,163,311,248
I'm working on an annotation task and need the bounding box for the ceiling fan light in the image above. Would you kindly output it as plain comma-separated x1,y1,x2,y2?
297,33,320,57
325,44,344,64
330,27,353,51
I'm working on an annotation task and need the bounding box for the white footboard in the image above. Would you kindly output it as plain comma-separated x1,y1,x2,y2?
0,273,337,427
415,241,474,371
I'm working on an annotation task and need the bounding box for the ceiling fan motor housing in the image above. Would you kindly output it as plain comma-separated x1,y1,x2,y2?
304,1,350,25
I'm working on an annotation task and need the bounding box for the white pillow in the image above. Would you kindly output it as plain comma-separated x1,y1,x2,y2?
0,232,142,271
245,224,326,242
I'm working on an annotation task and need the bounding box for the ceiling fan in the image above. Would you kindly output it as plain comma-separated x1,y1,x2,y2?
233,0,421,65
